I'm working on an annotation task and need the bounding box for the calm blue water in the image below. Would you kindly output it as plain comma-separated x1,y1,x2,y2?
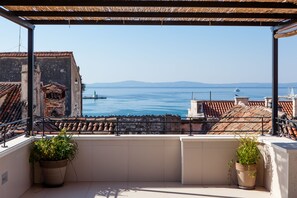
83,87,293,117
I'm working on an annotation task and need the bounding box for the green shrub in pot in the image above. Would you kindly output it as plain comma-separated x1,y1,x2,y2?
30,128,78,187
235,136,260,190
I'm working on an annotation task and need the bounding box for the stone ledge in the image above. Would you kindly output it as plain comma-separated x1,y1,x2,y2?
0,135,34,158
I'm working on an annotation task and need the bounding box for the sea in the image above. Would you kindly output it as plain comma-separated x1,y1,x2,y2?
83,87,294,117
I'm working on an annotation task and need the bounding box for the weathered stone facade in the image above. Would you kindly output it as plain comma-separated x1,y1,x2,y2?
0,52,82,116
116,115,181,134
42,83,66,117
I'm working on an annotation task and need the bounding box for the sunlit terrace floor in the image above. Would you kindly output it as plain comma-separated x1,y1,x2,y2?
21,182,269,198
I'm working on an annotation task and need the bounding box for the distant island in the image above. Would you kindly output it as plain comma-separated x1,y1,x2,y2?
87,81,297,88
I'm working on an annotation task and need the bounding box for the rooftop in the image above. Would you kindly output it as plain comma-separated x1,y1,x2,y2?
203,100,293,118
208,105,280,135
0,82,22,124
0,51,74,58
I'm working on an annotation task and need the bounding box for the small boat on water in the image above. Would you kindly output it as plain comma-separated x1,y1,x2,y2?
234,88,240,93
83,91,107,99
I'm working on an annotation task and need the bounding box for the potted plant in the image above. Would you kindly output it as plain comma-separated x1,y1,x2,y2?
235,136,260,190
30,128,78,187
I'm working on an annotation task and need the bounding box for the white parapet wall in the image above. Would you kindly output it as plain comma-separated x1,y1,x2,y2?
0,136,35,198
4,134,297,198
180,136,265,186
32,135,183,183
181,136,240,185
259,137,297,198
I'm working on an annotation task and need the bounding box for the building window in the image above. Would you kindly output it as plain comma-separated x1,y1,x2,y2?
46,92,62,100
197,103,203,113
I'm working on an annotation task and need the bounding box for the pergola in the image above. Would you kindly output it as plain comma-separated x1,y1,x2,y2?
1,0,297,135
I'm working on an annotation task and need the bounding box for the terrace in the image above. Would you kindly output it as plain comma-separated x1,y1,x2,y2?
1,133,296,198
1,0,297,198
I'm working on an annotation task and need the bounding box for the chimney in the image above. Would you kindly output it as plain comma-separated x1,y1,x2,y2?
293,97,297,118
34,64,41,116
21,65,28,119
264,97,272,108
21,65,28,102
21,64,42,119
234,96,249,106
187,100,204,118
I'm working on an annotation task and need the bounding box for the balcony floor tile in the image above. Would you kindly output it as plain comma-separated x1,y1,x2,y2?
21,182,269,198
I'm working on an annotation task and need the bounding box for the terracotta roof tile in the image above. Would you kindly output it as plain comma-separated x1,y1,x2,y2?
278,120,297,140
36,117,118,134
0,51,73,58
0,83,23,123
208,105,286,135
0,83,24,135
203,100,292,118
248,101,265,106
203,101,234,118
35,115,181,134
279,101,292,118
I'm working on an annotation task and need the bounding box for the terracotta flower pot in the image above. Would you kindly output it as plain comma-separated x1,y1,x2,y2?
40,159,68,187
235,162,257,190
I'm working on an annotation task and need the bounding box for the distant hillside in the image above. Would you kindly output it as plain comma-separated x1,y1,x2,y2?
87,81,297,88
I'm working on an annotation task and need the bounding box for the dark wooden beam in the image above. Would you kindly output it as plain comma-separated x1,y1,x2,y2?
273,19,297,31
0,7,34,29
12,11,297,20
29,19,278,26
2,0,297,9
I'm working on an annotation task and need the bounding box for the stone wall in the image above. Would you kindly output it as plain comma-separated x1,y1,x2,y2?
116,115,181,134
0,56,78,116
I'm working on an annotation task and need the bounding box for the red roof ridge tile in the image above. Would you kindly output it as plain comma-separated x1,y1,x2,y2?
0,51,74,58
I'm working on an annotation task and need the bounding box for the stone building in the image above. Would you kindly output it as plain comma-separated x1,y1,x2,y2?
0,52,82,116
42,83,67,117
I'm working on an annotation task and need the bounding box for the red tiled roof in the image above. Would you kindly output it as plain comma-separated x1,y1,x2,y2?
203,100,292,118
203,101,234,118
0,82,23,124
35,115,181,134
0,51,73,58
279,119,297,141
208,105,287,135
279,101,293,118
248,101,265,106
35,117,119,134
0,83,18,98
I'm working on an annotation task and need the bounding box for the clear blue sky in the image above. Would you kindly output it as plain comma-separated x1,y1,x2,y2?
1,17,297,84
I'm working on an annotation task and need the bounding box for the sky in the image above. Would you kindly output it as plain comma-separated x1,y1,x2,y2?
1,17,297,84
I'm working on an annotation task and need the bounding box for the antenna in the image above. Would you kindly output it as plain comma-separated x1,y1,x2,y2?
18,26,21,52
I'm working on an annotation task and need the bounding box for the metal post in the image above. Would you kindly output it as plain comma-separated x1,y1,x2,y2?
189,117,193,136
42,117,45,137
27,28,34,136
210,91,212,101
272,30,278,136
116,117,119,136
1,132,8,148
261,116,264,136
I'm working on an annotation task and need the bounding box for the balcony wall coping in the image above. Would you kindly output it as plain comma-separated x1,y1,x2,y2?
180,135,239,142
257,136,297,153
35,134,187,141
0,135,35,158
